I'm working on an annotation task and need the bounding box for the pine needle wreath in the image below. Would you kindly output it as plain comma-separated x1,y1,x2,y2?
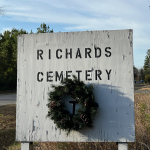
47,75,99,133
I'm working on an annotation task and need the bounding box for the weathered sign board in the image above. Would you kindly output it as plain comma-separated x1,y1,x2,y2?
16,29,135,142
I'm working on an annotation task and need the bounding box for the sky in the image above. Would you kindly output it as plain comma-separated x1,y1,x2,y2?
0,0,150,68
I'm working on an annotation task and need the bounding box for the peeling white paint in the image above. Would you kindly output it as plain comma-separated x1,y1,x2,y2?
16,29,135,142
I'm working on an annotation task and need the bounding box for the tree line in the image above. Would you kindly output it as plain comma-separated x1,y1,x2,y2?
143,50,150,82
134,49,150,83
0,23,53,92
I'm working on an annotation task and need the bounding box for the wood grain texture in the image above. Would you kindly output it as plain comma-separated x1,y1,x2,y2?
16,30,135,142
118,143,128,150
21,142,33,150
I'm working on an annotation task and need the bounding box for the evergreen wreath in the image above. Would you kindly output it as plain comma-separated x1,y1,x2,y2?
47,75,99,133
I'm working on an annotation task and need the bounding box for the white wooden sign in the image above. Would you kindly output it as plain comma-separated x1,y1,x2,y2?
16,29,135,142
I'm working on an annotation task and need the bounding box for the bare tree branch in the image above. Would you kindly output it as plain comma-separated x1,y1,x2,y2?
138,142,150,150
0,6,9,16
0,6,5,15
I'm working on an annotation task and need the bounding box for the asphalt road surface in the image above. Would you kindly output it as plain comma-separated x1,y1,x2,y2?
0,94,16,106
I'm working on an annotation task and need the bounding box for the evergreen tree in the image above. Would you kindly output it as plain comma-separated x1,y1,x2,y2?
0,28,28,91
30,30,34,34
0,24,54,92
145,74,150,83
139,68,145,80
134,65,138,79
143,50,150,75
37,23,53,33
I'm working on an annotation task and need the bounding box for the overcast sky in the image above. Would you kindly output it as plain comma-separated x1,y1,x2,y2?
0,0,150,68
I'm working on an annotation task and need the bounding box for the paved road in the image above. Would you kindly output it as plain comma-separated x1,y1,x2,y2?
0,94,16,106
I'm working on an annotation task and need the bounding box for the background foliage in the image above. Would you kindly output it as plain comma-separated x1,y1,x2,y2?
0,23,53,92
143,50,150,83
134,49,150,82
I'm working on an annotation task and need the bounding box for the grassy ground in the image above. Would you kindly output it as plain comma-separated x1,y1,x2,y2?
0,90,16,95
0,87,150,149
134,83,150,91
0,104,20,150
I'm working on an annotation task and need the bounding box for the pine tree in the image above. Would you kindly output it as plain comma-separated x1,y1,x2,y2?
145,74,150,83
0,28,28,91
134,65,138,79
37,23,53,33
30,30,34,34
139,68,145,80
143,50,150,75
0,23,54,92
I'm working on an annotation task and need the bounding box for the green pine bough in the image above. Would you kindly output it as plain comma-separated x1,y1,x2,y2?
47,75,99,133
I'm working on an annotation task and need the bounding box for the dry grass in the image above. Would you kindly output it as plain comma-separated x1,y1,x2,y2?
139,88,150,91
134,83,150,91
34,142,118,150
0,104,20,150
138,83,150,91
132,93,150,150
0,93,150,150
0,91,16,95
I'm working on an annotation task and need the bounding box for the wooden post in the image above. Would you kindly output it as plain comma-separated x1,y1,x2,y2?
21,142,33,150
118,143,128,150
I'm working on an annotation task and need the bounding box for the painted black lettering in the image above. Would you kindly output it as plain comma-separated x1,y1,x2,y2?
56,49,62,59
55,71,63,81
76,70,82,80
66,48,72,59
66,71,72,79
86,70,92,81
95,47,101,58
49,49,51,59
37,72,43,82
95,70,102,80
47,71,53,82
106,69,111,80
76,48,82,58
105,47,111,57
85,48,92,58
37,50,43,60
